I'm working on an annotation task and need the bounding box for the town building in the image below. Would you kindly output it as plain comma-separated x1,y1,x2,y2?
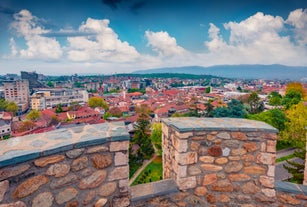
31,88,89,110
3,79,30,114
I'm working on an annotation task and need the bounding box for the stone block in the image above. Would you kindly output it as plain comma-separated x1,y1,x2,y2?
218,194,231,203
266,140,276,153
256,152,275,165
110,141,129,152
244,166,266,175
217,132,230,139
0,164,30,181
46,163,70,177
208,145,222,157
172,136,188,152
94,198,108,207
176,165,187,178
71,156,88,172
98,182,117,197
188,165,201,176
224,140,240,148
108,166,129,181
278,193,301,205
228,174,251,182
262,189,276,197
211,179,233,192
243,142,259,152
115,152,128,166
112,196,130,207
175,131,193,139
66,148,84,159
199,156,214,163
0,201,26,207
91,154,112,169
50,174,78,189
32,192,54,207
177,176,196,190
231,132,247,140
190,141,200,151
242,182,260,194
215,157,228,165
87,145,109,154
267,165,275,177
231,148,247,156
224,161,243,173
194,186,208,196
202,174,217,186
55,187,78,205
34,155,65,167
176,152,197,165
260,176,274,188
79,170,107,189
201,164,223,172
13,175,49,198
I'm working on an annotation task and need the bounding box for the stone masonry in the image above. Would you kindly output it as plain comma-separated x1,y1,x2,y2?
0,122,130,207
162,117,278,206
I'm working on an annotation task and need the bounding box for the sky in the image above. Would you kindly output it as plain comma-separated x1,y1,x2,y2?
0,0,306,75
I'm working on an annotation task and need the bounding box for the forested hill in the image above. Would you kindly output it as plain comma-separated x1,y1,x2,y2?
133,65,307,80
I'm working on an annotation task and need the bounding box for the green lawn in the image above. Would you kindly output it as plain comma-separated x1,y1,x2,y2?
132,156,163,186
276,153,296,163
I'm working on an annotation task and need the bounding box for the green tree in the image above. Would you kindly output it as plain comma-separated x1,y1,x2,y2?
213,99,246,118
151,123,162,155
282,90,302,109
283,149,306,184
204,100,214,117
26,110,41,121
6,101,18,115
268,91,282,106
286,82,306,98
88,97,108,110
134,105,154,160
280,102,307,147
18,120,36,132
248,109,287,131
55,104,63,113
247,92,264,114
0,99,8,111
46,81,54,88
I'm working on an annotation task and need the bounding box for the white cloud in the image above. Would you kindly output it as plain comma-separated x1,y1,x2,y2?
286,8,307,45
145,30,188,57
202,11,307,66
10,9,63,60
67,18,140,62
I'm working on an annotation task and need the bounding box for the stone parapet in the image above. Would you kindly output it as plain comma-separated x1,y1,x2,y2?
0,122,130,207
162,117,278,205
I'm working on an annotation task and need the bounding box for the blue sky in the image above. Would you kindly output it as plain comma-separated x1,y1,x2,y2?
0,0,306,75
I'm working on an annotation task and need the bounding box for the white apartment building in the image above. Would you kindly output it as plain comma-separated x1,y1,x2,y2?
31,88,89,110
3,80,30,113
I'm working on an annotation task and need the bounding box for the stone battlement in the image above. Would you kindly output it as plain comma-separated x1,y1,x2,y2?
1,118,307,207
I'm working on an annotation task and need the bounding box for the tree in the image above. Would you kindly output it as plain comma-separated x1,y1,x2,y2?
204,100,214,117
286,82,306,98
55,104,63,113
268,91,282,106
26,110,41,121
282,90,302,109
213,99,246,118
88,97,108,110
133,105,154,160
248,109,287,131
0,99,8,111
6,101,18,115
280,102,307,148
247,92,264,114
151,123,162,155
283,149,306,184
46,81,54,88
18,120,36,132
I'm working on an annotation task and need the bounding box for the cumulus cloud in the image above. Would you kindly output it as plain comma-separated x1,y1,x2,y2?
286,8,307,45
10,9,63,60
145,30,188,57
67,18,140,62
203,11,307,66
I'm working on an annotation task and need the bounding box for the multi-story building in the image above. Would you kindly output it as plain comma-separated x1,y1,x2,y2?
31,88,89,110
0,112,12,139
3,80,30,114
21,71,44,92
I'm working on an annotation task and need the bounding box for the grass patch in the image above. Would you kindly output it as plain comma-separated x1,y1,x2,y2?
276,140,294,151
276,153,296,163
131,156,163,186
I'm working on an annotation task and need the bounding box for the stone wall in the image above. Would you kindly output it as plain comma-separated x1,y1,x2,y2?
0,122,130,207
162,117,279,205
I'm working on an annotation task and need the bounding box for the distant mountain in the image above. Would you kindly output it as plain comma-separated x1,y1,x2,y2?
133,65,307,80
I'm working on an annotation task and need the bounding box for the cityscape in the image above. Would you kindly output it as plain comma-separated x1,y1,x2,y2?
0,0,307,207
